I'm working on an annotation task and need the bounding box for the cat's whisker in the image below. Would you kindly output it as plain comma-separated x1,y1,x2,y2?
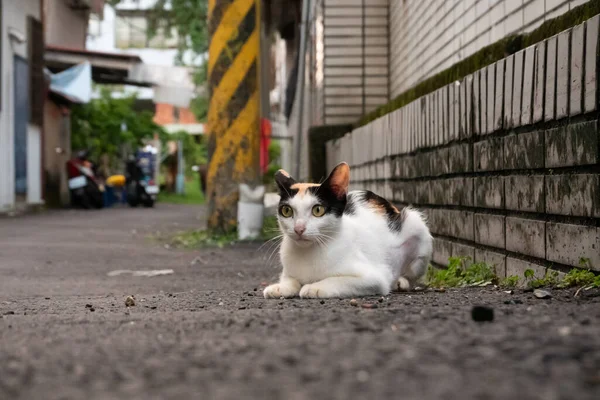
257,234,283,253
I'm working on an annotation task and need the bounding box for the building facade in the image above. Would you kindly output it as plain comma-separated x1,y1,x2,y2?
283,0,592,180
0,0,43,212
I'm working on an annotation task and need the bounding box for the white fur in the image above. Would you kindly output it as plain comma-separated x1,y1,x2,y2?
263,190,433,299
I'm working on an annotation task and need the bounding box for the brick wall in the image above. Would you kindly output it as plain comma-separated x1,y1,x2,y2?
390,0,592,98
326,16,600,277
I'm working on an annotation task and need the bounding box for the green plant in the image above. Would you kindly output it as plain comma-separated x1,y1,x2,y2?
167,229,238,249
166,130,208,177
500,275,520,288
524,269,560,289
71,87,164,161
157,178,205,204
263,141,282,187
426,257,497,288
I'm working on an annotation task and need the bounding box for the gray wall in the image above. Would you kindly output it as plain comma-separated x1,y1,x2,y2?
327,15,600,278
390,0,591,98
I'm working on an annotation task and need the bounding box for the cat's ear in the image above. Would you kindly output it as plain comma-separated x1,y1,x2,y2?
274,169,296,194
323,162,350,199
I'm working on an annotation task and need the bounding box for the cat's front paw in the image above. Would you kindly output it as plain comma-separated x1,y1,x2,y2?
299,284,335,299
263,283,299,299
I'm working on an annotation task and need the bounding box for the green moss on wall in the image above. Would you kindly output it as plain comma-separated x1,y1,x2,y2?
308,124,353,182
357,0,600,127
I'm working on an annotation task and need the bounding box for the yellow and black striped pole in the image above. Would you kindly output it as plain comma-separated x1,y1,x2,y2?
207,0,261,233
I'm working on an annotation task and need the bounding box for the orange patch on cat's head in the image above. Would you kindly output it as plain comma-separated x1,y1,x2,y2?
367,199,387,215
290,183,320,197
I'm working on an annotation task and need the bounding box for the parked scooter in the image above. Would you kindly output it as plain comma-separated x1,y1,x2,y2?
66,150,104,209
125,153,157,208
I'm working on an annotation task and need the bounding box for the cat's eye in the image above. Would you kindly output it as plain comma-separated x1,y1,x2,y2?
280,205,293,218
312,205,326,217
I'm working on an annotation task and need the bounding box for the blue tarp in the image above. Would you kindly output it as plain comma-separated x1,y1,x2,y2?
47,61,92,104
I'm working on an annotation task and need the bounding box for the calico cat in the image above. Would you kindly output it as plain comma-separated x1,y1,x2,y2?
263,162,433,299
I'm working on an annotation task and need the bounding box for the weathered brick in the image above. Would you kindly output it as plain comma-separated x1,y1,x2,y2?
494,59,504,131
443,86,449,144
466,75,473,137
429,179,447,205
506,217,546,259
432,148,450,177
438,89,444,145
449,84,455,142
480,69,488,135
427,209,444,235
545,36,557,121
460,79,467,138
522,46,535,125
545,174,600,217
475,249,507,278
545,121,598,167
473,70,480,135
487,64,495,134
505,175,545,213
546,223,600,270
533,42,545,123
503,131,544,169
415,152,431,177
432,237,452,266
452,243,476,263
391,181,414,203
504,54,514,128
556,30,571,119
416,181,431,204
448,143,473,173
585,15,599,113
438,210,474,241
570,23,584,116
454,82,460,140
512,50,524,127
475,214,506,249
474,138,504,171
448,177,474,207
474,177,504,209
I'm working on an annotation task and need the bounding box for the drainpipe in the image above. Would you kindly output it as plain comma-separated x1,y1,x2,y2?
292,0,312,179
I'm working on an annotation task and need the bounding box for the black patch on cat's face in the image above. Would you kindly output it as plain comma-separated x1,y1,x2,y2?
363,190,404,232
343,192,357,215
306,185,346,217
274,170,297,201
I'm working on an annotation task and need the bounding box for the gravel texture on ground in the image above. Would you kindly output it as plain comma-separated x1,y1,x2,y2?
1,205,599,400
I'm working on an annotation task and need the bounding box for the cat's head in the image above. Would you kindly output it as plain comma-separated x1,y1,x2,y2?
274,163,350,247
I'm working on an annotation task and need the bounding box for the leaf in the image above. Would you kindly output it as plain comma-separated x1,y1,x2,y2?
524,269,535,279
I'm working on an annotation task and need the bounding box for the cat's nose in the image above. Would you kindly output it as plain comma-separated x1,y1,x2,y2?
294,225,306,236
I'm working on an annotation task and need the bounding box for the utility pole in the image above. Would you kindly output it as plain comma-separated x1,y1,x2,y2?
207,0,261,233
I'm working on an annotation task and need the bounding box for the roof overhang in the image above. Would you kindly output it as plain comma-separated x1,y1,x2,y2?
45,45,153,87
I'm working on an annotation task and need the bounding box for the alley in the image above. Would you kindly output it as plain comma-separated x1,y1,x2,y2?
1,206,599,399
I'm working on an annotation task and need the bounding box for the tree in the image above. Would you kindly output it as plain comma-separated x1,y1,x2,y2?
107,0,209,121
71,87,164,160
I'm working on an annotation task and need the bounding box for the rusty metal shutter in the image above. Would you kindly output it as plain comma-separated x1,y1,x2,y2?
28,16,44,126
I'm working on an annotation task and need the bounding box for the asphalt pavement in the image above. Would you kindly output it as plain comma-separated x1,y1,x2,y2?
1,204,599,400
